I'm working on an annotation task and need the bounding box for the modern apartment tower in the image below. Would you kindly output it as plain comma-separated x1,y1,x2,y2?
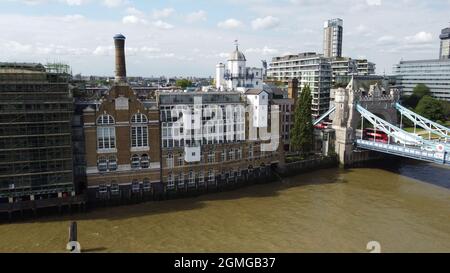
323,18,343,58
440,27,450,60
267,52,332,118
0,63,75,203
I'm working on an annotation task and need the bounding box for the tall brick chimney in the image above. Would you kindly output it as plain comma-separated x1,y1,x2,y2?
114,34,126,83
288,78,298,103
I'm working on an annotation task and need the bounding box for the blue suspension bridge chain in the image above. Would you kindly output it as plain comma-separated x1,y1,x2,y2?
395,103,450,142
313,106,336,126
356,104,449,165
356,104,449,152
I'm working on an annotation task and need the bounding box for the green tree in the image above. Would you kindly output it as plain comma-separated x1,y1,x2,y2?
415,95,445,122
412,83,431,98
403,84,431,108
290,85,314,155
175,79,192,89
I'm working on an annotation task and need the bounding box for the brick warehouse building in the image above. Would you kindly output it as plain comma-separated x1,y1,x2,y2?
83,83,162,201
83,34,161,201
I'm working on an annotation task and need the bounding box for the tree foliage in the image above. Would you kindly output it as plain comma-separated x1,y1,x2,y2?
175,79,193,89
403,84,431,108
290,85,314,155
415,95,445,122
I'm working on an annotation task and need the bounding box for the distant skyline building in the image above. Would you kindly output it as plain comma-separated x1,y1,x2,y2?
267,52,332,118
215,41,264,91
393,25,450,101
440,27,450,60
323,18,343,58
394,59,450,101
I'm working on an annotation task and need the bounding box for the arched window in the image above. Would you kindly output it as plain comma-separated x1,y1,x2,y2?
131,113,148,123
143,178,151,192
131,179,140,192
131,154,140,169
167,173,174,189
97,156,107,172
188,170,195,186
97,115,115,125
108,155,117,171
141,154,150,169
166,153,174,168
97,114,116,150
131,113,148,148
110,182,120,196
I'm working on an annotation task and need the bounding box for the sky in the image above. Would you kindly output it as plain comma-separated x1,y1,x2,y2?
0,0,449,77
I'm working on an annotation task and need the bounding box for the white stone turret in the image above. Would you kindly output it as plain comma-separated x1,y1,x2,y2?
215,63,225,91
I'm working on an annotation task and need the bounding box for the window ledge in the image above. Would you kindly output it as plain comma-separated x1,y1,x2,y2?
97,148,117,154
130,147,150,153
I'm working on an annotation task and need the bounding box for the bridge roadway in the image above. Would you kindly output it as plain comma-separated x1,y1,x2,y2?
356,139,450,166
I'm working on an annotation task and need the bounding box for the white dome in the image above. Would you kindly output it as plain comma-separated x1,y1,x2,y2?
228,46,246,61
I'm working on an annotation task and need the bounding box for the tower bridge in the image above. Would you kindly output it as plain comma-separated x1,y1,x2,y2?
322,78,450,166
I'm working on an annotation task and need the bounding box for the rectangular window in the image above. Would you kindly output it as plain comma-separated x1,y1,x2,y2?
131,126,148,148
97,127,116,150
198,172,204,185
221,149,226,162
208,151,215,163
208,170,215,183
167,175,174,189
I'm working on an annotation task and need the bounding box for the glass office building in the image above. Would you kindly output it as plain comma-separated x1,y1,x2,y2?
393,59,450,101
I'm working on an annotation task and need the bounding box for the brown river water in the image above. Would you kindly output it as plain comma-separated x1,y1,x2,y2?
0,160,449,253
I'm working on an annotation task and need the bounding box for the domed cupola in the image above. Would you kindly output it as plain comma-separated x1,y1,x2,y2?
228,41,246,61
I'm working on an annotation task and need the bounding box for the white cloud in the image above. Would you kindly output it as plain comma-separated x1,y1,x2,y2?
126,7,144,16
186,10,207,23
152,20,174,30
63,0,87,5
366,0,382,6
122,15,147,25
102,0,125,8
92,45,113,56
1,41,33,54
151,8,175,19
377,35,396,45
140,47,161,53
217,52,229,58
245,46,279,55
61,14,85,22
217,18,243,29
405,31,433,43
251,16,280,30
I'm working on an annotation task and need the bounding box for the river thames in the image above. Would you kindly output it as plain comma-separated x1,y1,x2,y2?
0,160,449,253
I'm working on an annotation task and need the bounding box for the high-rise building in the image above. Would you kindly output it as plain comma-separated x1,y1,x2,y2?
323,18,343,58
0,63,75,203
267,52,332,118
393,59,450,101
440,27,450,60
356,59,376,75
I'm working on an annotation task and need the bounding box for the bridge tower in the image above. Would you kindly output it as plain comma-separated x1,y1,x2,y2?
332,84,357,166
331,77,400,166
